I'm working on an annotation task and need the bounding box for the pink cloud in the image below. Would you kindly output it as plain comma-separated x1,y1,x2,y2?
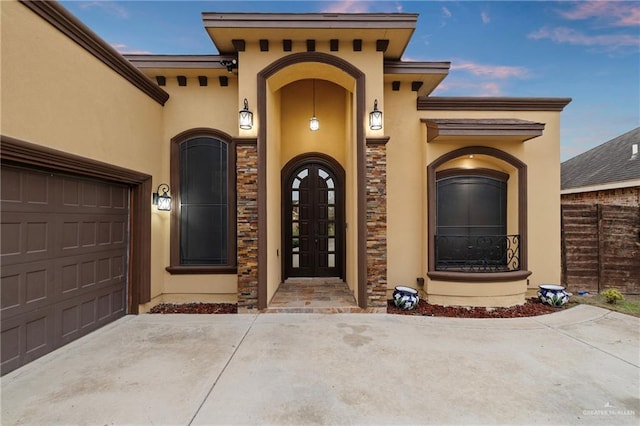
559,2,640,27
528,26,640,49
434,80,504,97
321,1,373,13
451,61,529,79
111,43,152,55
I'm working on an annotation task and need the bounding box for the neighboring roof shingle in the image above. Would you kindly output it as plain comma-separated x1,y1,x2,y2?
561,127,640,189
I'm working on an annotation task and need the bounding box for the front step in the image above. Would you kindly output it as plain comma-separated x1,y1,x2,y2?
265,277,386,313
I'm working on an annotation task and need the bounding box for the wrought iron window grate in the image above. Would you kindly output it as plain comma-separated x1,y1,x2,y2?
435,234,520,272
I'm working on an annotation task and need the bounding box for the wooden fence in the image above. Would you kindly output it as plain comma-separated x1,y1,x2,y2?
561,204,640,294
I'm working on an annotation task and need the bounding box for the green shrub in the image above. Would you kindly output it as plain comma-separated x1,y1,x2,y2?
601,288,624,304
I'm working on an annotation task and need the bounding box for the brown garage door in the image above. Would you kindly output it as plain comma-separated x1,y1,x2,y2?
1,165,129,375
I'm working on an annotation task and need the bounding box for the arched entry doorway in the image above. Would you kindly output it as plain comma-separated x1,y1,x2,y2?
282,154,345,279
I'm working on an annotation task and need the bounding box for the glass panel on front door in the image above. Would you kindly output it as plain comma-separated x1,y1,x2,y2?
286,163,341,277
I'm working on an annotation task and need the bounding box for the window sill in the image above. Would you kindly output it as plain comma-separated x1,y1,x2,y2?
427,270,532,283
166,266,237,275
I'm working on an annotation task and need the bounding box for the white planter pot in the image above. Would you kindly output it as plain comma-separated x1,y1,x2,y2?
538,284,569,307
393,286,419,310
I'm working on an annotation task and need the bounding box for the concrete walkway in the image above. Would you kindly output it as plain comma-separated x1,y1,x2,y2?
1,305,638,425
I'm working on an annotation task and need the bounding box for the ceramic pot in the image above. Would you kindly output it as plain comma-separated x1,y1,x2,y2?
393,286,419,310
538,284,569,307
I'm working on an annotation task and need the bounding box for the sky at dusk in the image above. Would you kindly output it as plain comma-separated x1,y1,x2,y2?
60,0,640,161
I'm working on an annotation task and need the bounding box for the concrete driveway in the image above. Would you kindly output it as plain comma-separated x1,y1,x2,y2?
1,305,639,425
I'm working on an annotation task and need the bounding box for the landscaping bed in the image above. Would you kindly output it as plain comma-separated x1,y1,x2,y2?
387,298,565,318
149,302,237,314
148,299,567,318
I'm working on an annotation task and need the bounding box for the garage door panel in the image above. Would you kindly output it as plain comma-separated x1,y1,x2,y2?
56,215,128,257
58,283,125,346
1,305,57,375
1,260,57,320
58,250,127,294
1,165,130,375
60,178,129,213
1,168,57,212
1,212,57,265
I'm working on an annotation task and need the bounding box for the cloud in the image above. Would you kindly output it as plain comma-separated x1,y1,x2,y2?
451,61,529,79
111,43,152,55
321,1,374,13
558,2,640,27
434,80,504,97
441,6,452,18
481,11,490,24
528,26,640,50
78,1,129,19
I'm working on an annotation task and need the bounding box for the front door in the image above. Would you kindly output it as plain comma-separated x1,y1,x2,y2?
284,158,344,278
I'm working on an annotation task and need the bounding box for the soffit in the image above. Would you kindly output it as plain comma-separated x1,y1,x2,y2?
202,13,418,60
422,119,545,143
124,55,236,77
384,61,450,96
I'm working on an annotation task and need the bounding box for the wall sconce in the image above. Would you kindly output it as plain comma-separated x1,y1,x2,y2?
153,183,172,211
239,98,253,130
369,99,383,130
309,79,319,131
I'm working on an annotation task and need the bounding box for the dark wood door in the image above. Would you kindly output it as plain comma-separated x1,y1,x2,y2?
284,162,343,278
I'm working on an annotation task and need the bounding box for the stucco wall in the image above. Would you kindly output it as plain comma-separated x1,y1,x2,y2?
157,77,239,302
1,0,166,302
384,87,563,305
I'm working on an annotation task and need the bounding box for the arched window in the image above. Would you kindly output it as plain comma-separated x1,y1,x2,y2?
427,147,529,280
435,170,512,272
167,129,236,273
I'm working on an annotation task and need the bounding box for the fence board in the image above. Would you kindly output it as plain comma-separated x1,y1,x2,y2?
562,204,639,294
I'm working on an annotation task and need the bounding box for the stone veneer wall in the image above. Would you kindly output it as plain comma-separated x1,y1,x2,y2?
366,143,388,307
236,144,259,312
562,186,639,207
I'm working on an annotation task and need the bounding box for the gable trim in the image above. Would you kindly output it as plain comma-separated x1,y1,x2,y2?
422,118,545,143
19,0,169,106
418,97,571,111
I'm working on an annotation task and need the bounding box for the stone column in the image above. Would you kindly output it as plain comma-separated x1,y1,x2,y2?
365,139,388,307
236,144,259,312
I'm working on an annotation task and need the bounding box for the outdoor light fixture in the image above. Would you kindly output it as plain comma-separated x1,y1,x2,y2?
153,183,172,211
239,98,253,130
220,59,237,73
309,79,319,131
369,99,383,130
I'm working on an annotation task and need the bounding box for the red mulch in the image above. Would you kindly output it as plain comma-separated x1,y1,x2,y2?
148,299,567,318
149,302,237,314
387,298,566,318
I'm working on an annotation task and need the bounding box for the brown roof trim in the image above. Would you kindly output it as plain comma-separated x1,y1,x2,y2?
422,119,545,142
418,97,572,111
202,12,419,29
384,61,451,75
124,54,236,70
20,0,169,106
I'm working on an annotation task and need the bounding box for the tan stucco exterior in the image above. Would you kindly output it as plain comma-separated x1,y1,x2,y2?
1,0,571,311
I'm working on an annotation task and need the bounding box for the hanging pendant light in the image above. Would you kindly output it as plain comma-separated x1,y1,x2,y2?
309,79,319,131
